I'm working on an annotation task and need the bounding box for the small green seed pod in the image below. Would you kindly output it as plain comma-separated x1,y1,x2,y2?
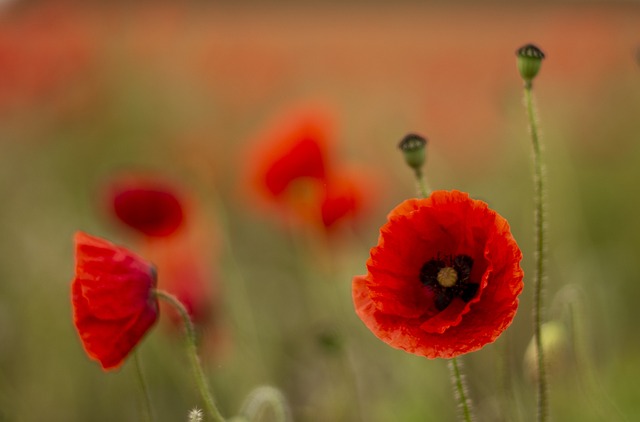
398,133,427,171
516,44,545,86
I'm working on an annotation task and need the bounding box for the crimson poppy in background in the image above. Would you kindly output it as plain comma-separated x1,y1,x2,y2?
248,106,333,201
245,105,378,233
353,190,523,359
105,174,186,237
244,106,333,227
320,168,372,231
72,232,159,371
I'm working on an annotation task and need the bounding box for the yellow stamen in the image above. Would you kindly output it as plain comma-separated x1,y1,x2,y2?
437,267,458,288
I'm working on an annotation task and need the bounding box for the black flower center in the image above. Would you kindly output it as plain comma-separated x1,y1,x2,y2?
419,254,479,311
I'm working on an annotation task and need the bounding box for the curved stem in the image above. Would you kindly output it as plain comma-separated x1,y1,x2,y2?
239,385,291,422
134,350,155,422
524,85,548,422
155,290,225,422
449,357,473,422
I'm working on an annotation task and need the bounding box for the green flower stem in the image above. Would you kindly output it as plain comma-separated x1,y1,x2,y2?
524,85,548,422
239,385,291,422
449,357,473,422
414,168,431,198
155,290,225,422
133,350,154,422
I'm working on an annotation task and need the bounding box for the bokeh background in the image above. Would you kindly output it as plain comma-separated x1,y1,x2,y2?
1,1,639,421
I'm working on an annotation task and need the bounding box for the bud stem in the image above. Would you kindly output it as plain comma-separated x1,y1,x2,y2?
449,357,474,422
414,168,431,198
155,290,226,422
523,84,548,422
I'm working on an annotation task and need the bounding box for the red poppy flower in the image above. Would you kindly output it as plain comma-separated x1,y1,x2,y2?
72,231,159,370
248,106,333,200
320,168,373,231
244,106,334,224
244,105,381,234
104,174,186,237
352,190,523,358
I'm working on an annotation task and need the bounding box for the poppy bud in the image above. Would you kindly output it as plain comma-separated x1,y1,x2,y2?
516,44,545,86
524,321,569,383
398,133,427,171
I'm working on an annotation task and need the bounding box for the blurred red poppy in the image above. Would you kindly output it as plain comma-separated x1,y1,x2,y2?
352,190,523,358
247,105,332,201
105,174,186,237
72,231,159,371
245,105,377,233
320,168,371,231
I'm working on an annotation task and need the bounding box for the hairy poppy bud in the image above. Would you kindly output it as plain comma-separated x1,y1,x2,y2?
516,44,545,87
524,321,569,383
398,133,427,171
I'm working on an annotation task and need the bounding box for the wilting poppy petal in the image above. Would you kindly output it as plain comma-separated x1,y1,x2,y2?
353,190,523,358
105,175,185,237
72,232,159,370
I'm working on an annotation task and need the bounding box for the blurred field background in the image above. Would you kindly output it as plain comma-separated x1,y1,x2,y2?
1,1,640,421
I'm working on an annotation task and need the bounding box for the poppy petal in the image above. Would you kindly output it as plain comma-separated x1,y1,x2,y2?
71,232,159,370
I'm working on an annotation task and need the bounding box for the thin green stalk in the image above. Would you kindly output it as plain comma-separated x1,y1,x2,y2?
449,357,473,422
133,350,154,422
415,168,431,198
524,85,548,422
155,290,225,422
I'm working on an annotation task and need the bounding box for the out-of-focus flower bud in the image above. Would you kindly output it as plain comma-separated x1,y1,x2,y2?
524,320,570,383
